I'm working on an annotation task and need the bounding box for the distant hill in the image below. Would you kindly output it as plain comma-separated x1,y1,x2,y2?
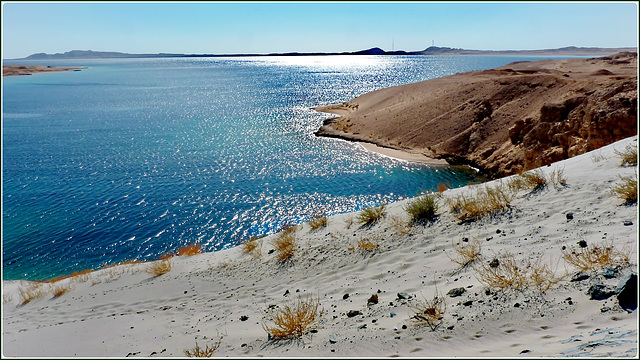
17,46,637,60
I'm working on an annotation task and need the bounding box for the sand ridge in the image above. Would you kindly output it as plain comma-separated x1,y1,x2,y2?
2,136,637,357
2,65,85,77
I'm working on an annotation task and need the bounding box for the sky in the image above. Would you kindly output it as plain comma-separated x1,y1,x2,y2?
1,1,638,59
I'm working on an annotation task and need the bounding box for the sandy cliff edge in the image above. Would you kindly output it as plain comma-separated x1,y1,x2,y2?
315,52,638,178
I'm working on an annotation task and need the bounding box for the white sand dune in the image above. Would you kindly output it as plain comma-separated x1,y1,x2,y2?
2,136,638,357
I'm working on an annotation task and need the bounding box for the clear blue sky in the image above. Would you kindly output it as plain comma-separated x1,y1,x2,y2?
1,1,638,59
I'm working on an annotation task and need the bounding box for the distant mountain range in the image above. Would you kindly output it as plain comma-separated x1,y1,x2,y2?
18,46,637,60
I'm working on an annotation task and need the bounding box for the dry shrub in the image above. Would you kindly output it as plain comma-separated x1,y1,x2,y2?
18,283,47,305
146,259,172,277
389,215,412,235
447,238,482,267
410,290,446,331
184,337,222,358
615,144,638,167
308,215,328,230
447,181,513,221
475,252,565,291
3,294,13,304
177,243,203,256
52,283,73,298
241,236,263,258
404,193,438,223
356,238,378,252
356,203,387,226
529,256,565,291
508,168,548,193
590,150,607,163
548,167,567,187
271,225,297,261
344,217,354,229
263,295,324,340
561,241,630,271
611,174,637,204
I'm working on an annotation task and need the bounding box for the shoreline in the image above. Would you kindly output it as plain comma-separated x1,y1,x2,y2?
2,65,85,77
3,136,637,357
314,104,451,167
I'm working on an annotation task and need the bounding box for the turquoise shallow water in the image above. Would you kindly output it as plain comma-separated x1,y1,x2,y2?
2,55,576,280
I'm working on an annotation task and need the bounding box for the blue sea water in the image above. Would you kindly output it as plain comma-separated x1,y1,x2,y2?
2,55,577,280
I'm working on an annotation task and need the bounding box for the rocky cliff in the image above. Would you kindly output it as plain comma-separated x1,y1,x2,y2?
315,52,637,178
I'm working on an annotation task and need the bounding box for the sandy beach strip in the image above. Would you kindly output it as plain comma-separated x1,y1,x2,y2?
2,136,638,357
3,65,85,77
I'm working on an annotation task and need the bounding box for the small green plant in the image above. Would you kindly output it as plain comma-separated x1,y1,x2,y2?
263,295,324,340
405,193,438,223
615,144,638,167
611,174,637,204
356,203,387,226
184,337,222,358
410,289,446,331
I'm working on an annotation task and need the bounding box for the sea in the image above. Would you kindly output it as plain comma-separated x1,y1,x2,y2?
2,54,579,280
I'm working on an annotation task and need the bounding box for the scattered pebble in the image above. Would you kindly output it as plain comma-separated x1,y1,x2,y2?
347,310,361,318
623,220,633,226
240,315,248,321
329,338,337,344
343,294,349,300
566,213,574,220
390,312,397,318
397,292,410,300
447,287,465,297
367,294,379,306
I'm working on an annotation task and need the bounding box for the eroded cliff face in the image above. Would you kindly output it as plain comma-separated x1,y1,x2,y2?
315,53,637,178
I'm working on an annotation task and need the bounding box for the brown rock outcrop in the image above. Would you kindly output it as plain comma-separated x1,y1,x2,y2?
315,53,637,178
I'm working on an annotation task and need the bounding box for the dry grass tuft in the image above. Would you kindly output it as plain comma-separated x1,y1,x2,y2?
18,283,47,305
356,203,387,226
447,238,482,267
177,243,203,256
389,215,412,235
355,238,378,252
263,295,324,340
308,214,328,230
241,236,264,258
508,168,548,193
529,256,565,291
410,290,446,331
474,253,530,290
344,217,354,229
146,259,173,277
404,192,438,223
446,181,513,221
561,241,630,271
184,337,222,358
590,150,607,163
611,174,637,204
615,144,638,167
271,225,298,262
437,181,451,193
475,252,566,291
52,283,73,298
548,167,567,187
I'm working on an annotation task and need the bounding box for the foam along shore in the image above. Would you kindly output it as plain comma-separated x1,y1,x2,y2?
2,65,84,76
2,136,637,357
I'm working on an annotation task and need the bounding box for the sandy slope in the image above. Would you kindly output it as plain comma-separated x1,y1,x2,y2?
2,136,638,357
